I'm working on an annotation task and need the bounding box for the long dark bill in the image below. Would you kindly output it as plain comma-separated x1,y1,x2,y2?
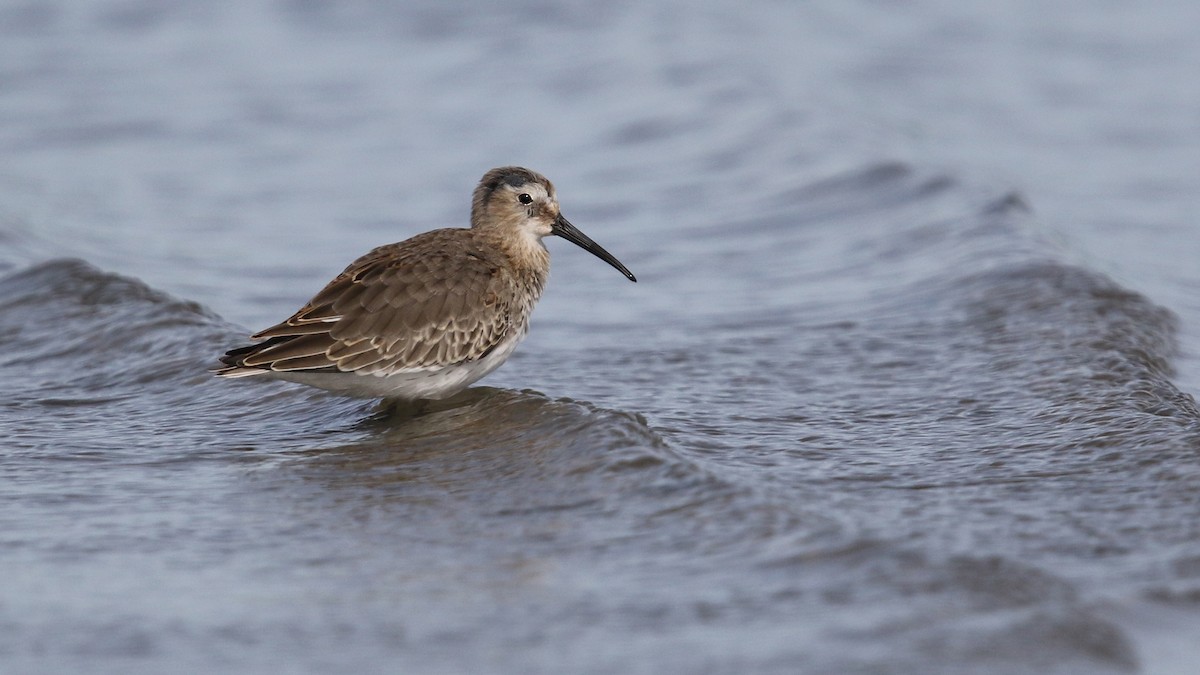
552,214,637,282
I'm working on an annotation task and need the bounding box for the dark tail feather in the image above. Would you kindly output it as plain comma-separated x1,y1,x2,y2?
219,335,295,368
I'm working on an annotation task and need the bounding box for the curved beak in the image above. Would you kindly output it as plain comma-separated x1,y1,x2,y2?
552,214,637,282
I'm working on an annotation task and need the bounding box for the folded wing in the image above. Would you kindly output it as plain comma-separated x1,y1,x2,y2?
218,231,514,377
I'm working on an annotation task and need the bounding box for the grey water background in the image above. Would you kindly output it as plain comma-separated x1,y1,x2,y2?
3,0,1200,672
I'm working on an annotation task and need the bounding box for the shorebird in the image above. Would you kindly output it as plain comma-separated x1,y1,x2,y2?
215,166,636,400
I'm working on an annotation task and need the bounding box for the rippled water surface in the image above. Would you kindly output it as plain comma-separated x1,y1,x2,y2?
3,1,1200,673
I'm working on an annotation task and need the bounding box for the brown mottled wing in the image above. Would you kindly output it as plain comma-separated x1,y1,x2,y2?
233,230,514,375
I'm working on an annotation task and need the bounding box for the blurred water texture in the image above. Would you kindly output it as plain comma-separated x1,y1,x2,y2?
2,1,1200,673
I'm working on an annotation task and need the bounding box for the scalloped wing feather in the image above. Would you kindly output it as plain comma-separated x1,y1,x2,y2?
233,230,523,375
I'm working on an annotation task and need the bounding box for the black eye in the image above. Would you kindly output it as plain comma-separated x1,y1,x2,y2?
518,193,533,205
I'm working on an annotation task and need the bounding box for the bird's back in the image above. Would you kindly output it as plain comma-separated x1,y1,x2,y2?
217,228,546,381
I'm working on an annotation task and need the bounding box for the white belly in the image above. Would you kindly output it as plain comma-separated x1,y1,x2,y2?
270,332,526,400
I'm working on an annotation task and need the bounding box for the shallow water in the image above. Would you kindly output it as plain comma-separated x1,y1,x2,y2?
3,1,1200,673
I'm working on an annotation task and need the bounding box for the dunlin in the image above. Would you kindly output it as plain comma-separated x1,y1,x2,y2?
215,166,636,400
